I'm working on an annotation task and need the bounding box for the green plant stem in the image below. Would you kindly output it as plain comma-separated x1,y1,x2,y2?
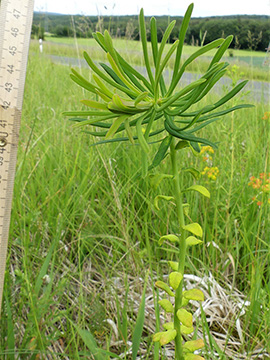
170,136,186,360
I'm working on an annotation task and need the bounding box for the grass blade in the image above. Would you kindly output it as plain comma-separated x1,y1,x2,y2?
132,272,148,360
4,292,15,360
74,325,121,359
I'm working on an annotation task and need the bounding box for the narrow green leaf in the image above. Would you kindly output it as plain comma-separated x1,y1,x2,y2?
184,185,210,198
150,16,167,95
63,110,112,117
139,8,155,87
209,35,233,68
149,136,172,171
144,109,156,139
81,100,108,110
93,74,113,98
150,17,158,66
183,223,203,238
72,115,117,128
123,67,151,94
180,103,254,119
195,68,228,103
187,118,219,134
214,80,248,108
106,115,128,139
111,94,133,112
104,30,119,65
100,62,128,89
117,54,153,94
168,38,224,96
169,271,183,290
107,52,140,94
183,289,204,302
175,109,203,132
124,119,135,144
155,281,174,296
134,92,149,106
158,299,174,313
158,78,206,112
155,21,176,80
172,3,194,82
70,70,97,94
189,141,201,153
88,128,164,146
93,32,106,51
136,115,150,153
83,51,137,97
155,40,179,93
164,120,218,149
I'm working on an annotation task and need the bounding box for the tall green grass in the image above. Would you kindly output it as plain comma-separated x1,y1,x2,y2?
0,45,269,358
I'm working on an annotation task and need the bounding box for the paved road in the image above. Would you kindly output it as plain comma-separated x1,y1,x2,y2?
49,54,270,104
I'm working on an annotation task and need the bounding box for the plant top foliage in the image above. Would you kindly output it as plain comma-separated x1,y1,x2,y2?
64,3,252,174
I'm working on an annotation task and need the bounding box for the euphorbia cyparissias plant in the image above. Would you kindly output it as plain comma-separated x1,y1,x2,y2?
64,3,252,360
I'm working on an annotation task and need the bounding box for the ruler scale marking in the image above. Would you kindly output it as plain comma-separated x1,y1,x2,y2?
0,0,34,314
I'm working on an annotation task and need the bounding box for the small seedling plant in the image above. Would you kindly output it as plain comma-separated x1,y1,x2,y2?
64,3,252,359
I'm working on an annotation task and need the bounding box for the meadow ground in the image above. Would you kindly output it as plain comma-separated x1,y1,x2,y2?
0,37,269,359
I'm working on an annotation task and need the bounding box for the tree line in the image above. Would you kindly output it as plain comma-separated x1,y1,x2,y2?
32,12,270,52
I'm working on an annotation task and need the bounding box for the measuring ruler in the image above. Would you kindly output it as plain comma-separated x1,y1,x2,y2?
0,0,34,314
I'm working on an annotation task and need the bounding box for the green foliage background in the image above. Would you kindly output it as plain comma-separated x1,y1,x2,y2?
32,11,270,51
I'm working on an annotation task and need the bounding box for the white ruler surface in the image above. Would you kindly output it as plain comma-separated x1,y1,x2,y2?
0,0,34,314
